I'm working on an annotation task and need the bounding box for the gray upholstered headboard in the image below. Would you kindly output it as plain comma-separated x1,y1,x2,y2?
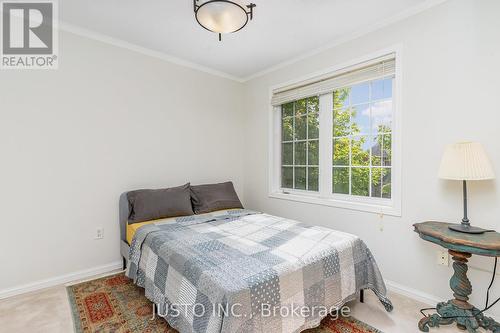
119,192,131,243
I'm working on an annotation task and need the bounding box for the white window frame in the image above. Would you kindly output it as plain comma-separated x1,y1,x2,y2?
268,46,402,216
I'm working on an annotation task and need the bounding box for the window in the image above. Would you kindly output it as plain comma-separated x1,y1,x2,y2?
281,97,319,191
332,78,393,198
270,52,400,215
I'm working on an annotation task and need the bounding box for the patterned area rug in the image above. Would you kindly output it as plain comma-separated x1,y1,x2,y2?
67,273,382,333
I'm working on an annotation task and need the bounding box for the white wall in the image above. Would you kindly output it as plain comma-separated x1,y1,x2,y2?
0,31,245,293
242,0,500,318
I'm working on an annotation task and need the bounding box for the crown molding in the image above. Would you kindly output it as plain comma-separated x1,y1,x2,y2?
241,0,448,82
59,22,245,83
58,0,448,83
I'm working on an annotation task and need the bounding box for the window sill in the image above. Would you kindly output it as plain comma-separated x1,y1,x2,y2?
268,191,401,217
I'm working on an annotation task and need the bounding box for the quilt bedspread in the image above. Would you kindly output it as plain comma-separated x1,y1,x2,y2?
127,210,392,333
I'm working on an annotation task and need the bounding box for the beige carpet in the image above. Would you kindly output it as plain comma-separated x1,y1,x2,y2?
0,270,485,332
67,273,383,333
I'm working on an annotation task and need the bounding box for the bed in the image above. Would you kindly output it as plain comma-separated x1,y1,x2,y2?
119,187,393,333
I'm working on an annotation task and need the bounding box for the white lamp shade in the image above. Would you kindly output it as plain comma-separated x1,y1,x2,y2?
438,142,495,180
196,1,248,34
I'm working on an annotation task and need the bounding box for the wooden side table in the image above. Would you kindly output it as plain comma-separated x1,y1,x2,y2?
414,221,500,332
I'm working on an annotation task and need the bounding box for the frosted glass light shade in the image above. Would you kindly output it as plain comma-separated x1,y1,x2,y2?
439,142,495,180
196,1,248,34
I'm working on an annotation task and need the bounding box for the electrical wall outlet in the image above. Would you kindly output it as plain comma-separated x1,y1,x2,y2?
95,227,104,240
437,250,449,266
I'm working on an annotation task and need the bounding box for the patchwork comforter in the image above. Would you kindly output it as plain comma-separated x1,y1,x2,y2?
127,210,392,333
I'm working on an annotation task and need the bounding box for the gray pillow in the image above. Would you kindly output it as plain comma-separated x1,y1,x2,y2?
127,183,194,223
190,181,243,214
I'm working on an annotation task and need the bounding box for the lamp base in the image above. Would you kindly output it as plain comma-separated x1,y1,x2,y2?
448,224,487,234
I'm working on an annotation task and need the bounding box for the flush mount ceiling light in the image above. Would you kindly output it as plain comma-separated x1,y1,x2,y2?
193,0,256,41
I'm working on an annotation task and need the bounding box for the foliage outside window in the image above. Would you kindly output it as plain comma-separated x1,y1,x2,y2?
281,97,319,191
272,54,399,215
280,77,393,199
333,78,393,198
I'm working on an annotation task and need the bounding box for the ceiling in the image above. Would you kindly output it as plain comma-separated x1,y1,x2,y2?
60,0,443,80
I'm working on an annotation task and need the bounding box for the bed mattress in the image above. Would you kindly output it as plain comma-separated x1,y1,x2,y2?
126,209,237,244
126,209,392,333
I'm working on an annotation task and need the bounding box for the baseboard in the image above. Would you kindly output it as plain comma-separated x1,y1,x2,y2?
0,261,122,300
385,279,500,322
385,279,442,306
2,263,499,322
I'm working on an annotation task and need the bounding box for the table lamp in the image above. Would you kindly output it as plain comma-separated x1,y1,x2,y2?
438,142,495,234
